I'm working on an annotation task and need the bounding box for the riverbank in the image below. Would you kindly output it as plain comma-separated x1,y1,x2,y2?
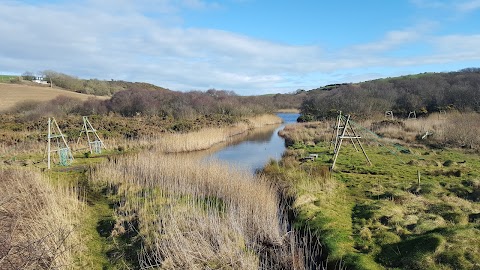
262,118,480,270
0,113,288,269
154,114,283,153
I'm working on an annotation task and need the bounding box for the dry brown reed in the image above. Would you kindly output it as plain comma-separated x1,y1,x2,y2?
279,122,331,146
154,114,282,153
91,150,318,269
366,112,480,149
0,168,82,269
247,114,283,128
0,114,282,165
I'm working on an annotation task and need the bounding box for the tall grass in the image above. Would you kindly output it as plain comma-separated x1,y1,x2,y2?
0,114,282,159
154,114,282,153
279,122,331,146
92,152,280,267
91,151,323,269
154,127,242,153
369,112,480,149
0,168,83,269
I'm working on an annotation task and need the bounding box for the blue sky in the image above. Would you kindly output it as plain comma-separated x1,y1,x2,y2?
1,0,479,95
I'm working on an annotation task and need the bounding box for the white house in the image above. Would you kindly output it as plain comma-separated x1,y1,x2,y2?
33,76,49,85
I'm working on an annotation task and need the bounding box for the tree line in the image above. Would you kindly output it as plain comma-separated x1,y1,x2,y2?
9,87,305,123
12,70,305,116
300,69,480,121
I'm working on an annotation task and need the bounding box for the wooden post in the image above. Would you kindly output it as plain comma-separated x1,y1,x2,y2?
330,111,342,152
331,115,350,170
47,118,51,169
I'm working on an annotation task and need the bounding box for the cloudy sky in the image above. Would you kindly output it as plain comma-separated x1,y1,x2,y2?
1,0,479,95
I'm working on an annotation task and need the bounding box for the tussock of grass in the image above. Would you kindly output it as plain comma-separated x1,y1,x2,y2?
0,168,83,269
378,233,446,268
279,122,330,146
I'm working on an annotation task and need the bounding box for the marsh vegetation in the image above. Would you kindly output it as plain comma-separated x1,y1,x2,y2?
1,69,480,269
263,112,480,269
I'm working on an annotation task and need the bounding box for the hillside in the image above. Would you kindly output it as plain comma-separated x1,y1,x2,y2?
0,83,108,111
301,69,480,120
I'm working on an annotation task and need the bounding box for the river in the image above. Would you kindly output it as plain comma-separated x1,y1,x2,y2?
202,113,325,269
206,113,299,174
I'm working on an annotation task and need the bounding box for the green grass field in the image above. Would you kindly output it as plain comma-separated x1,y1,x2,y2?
263,132,480,270
0,74,19,83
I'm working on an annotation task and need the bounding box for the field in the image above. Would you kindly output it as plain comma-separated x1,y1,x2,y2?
262,114,480,270
0,83,108,111
0,75,19,83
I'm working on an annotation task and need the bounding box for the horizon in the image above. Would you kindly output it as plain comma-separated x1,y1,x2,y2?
1,0,479,95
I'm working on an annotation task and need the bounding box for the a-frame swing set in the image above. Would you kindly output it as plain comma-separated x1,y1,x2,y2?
330,112,371,170
45,116,106,169
46,117,74,169
76,116,106,154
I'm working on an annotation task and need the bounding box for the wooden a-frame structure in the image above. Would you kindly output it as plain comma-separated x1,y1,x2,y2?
46,117,74,169
330,112,371,170
76,116,106,154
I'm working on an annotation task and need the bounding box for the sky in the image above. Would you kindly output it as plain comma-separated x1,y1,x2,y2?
1,0,479,95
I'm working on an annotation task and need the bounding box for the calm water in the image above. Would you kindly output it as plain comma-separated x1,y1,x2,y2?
206,113,299,173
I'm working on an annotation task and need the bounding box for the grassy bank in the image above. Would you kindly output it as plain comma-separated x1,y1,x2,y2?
0,113,285,269
262,114,480,269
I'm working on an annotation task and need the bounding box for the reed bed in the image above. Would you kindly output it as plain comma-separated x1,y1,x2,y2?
247,114,283,128
154,127,234,153
92,152,282,268
278,112,480,151
365,112,480,149
0,168,83,269
154,114,282,153
279,122,331,146
91,151,322,269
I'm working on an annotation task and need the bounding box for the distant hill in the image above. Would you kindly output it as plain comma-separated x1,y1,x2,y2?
39,71,171,96
301,68,480,120
0,83,108,111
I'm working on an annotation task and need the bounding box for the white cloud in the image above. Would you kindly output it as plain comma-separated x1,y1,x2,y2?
351,30,421,53
456,0,480,12
350,23,436,54
410,0,480,12
433,34,480,51
0,0,479,95
409,0,448,9
0,1,328,94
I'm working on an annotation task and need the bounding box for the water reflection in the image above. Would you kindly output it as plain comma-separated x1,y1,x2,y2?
204,113,299,174
229,124,279,144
